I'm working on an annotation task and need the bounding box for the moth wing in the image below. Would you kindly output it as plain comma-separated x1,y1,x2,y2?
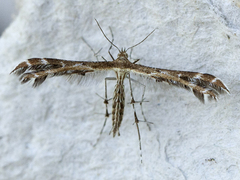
129,64,229,103
11,58,111,87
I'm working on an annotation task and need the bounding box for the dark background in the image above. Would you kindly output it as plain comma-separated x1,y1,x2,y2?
0,0,15,36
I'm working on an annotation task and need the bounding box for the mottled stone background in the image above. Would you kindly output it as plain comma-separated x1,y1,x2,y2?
0,0,239,179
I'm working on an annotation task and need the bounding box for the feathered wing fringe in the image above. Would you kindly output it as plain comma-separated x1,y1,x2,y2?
11,58,109,87
130,64,229,103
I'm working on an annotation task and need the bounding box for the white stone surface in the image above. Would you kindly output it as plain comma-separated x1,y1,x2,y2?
0,0,240,179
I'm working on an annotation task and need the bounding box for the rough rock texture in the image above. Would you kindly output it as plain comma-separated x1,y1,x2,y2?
0,0,239,179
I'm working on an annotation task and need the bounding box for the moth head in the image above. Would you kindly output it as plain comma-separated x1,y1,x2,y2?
117,48,129,60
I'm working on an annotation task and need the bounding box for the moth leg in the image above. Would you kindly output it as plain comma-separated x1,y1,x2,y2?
102,77,116,134
127,76,152,131
138,85,152,131
128,48,140,64
108,27,115,61
129,48,133,59
94,77,116,146
81,37,102,61
128,73,143,163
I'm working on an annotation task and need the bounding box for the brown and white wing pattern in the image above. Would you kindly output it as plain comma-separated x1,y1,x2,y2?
130,64,229,103
11,58,229,102
11,58,111,87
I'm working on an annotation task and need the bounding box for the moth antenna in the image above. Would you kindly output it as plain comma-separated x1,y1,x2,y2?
95,19,120,52
126,28,156,51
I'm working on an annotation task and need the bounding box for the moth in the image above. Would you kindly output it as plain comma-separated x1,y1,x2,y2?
11,19,229,159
